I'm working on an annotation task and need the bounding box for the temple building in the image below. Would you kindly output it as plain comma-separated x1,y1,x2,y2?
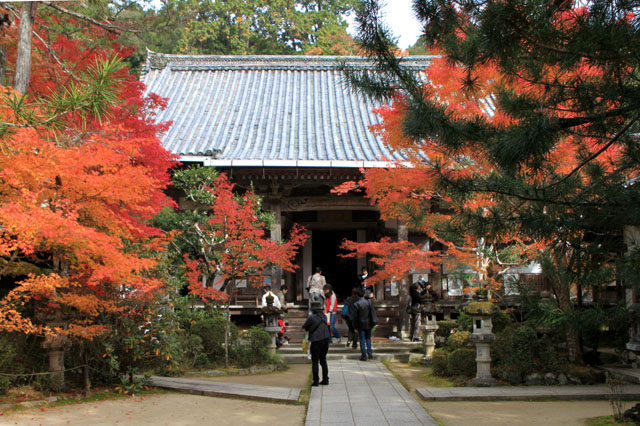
139,53,481,338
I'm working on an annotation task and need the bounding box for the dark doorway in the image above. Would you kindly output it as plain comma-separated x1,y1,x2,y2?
312,230,357,300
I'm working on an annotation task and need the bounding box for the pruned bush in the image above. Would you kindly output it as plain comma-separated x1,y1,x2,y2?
0,376,10,395
447,348,476,377
191,315,238,364
508,325,537,376
491,310,514,334
432,348,449,376
435,321,457,346
446,331,472,351
236,326,271,367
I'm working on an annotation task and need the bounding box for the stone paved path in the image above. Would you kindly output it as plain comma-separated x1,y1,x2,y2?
148,375,301,404
417,384,640,401
305,360,437,426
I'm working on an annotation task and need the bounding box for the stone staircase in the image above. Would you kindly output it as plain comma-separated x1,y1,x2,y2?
277,340,424,364
282,303,401,344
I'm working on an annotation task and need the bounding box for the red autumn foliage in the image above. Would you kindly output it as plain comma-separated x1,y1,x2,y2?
0,15,177,339
184,174,307,302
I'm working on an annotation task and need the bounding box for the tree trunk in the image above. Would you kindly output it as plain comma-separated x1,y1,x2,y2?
552,253,582,363
398,224,411,339
82,346,90,396
225,301,230,368
14,1,37,94
0,47,6,85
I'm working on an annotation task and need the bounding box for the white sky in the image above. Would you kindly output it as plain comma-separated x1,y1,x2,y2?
346,0,423,50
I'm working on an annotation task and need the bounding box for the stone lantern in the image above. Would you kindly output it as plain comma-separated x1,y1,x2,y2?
420,295,439,362
465,300,498,386
258,294,281,355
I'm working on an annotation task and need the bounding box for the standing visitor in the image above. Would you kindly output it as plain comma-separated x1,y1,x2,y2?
302,301,330,386
358,266,374,300
409,280,426,342
261,284,282,309
307,267,326,313
323,284,341,344
276,284,289,311
343,287,359,349
353,288,377,361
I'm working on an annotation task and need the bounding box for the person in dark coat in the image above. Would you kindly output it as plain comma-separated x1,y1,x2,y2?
409,280,427,342
343,287,359,349
358,266,374,300
353,287,377,361
302,301,331,386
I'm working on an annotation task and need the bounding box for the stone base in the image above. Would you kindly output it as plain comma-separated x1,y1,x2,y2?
472,376,499,387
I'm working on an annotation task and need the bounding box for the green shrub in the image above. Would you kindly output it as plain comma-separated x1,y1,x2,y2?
491,310,514,333
0,376,10,395
535,335,566,373
491,326,514,367
456,311,472,332
446,331,472,351
435,321,457,346
447,348,476,377
236,326,271,367
457,310,512,334
191,315,238,364
508,325,537,376
432,348,449,376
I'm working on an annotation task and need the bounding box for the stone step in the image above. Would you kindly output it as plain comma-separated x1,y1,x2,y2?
279,352,421,364
278,342,423,354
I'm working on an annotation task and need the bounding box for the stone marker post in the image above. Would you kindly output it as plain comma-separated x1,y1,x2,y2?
420,296,439,362
466,298,498,387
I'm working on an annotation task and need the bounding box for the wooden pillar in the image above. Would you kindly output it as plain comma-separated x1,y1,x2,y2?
270,198,283,293
301,230,312,302
398,224,411,339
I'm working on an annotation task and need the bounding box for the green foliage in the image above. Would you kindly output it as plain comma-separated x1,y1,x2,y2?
174,0,361,55
446,331,471,351
491,310,514,333
235,325,272,367
456,312,472,332
458,309,513,334
191,315,239,364
507,326,537,376
435,320,457,346
0,375,10,395
347,0,640,352
447,348,476,377
431,348,449,377
493,324,568,379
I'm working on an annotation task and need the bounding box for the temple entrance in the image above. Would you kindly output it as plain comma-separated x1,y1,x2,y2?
311,230,358,300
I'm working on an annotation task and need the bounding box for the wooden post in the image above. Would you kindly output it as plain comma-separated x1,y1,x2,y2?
398,223,411,339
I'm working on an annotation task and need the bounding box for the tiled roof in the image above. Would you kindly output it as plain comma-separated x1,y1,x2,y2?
141,53,433,167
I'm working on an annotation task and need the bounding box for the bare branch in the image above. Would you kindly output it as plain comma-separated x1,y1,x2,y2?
42,1,146,34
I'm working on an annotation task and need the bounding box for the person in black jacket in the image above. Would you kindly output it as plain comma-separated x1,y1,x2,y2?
343,287,359,349
409,280,427,342
302,301,331,386
353,287,377,361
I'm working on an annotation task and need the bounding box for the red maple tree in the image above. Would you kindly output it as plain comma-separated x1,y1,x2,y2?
0,13,176,384
183,173,307,365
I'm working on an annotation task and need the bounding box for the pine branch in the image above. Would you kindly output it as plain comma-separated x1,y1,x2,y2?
542,116,637,190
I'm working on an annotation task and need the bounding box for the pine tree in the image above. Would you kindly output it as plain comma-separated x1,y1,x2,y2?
344,0,640,360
